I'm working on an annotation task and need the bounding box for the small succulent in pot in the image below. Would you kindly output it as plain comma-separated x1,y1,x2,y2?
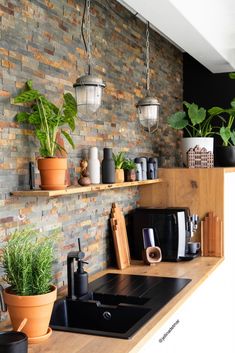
123,159,137,182
112,152,125,183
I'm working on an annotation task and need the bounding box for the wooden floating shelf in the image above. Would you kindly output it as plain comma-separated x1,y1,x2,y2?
12,179,163,197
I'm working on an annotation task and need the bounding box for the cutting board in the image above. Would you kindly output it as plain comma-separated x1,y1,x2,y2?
201,212,223,257
110,203,131,269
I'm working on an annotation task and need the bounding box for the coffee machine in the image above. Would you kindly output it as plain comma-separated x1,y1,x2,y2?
132,207,199,261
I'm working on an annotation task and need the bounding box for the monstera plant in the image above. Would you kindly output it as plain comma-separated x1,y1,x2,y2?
12,80,77,190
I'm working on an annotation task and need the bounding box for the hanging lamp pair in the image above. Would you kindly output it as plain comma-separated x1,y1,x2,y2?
73,1,160,132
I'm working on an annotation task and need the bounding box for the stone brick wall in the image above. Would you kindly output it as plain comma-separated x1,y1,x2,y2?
0,0,183,287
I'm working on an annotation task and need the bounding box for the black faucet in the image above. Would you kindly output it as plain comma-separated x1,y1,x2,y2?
67,238,88,300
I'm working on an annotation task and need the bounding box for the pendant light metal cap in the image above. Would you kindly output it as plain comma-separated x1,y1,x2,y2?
73,74,106,88
136,96,160,107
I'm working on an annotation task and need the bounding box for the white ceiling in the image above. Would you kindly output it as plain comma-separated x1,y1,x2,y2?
117,0,235,73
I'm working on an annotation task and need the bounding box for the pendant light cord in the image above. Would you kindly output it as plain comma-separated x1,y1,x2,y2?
146,21,150,95
81,0,92,75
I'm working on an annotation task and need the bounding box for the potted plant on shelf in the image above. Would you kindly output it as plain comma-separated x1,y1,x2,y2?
167,101,214,166
207,73,235,166
12,80,77,190
208,103,235,166
0,228,57,344
123,158,137,182
112,152,125,183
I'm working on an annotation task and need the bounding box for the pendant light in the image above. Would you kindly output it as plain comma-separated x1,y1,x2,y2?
73,0,105,121
136,22,160,133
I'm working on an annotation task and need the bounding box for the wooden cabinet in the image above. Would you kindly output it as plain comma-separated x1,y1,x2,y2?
139,261,234,353
138,168,235,352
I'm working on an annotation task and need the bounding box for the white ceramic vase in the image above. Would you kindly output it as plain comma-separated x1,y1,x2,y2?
88,147,100,184
182,137,214,166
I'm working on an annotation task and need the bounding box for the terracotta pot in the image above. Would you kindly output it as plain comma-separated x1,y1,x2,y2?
38,158,67,190
115,169,124,183
3,285,57,342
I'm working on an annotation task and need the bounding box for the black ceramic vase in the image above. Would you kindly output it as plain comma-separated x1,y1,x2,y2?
215,146,235,167
101,148,115,184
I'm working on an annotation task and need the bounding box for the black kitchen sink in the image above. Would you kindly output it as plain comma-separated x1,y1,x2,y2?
50,273,191,339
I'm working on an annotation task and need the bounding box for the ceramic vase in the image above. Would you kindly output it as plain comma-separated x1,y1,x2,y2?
101,148,115,184
88,147,100,184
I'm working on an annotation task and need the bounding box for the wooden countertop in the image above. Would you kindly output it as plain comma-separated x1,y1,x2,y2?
0,257,223,353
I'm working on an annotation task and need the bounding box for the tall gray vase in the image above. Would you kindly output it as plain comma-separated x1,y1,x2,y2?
101,148,115,184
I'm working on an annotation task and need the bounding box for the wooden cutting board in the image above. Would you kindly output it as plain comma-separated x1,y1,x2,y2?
110,203,131,269
201,212,223,257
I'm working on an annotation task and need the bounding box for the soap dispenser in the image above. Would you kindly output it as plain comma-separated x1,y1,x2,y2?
74,258,88,298
67,238,88,300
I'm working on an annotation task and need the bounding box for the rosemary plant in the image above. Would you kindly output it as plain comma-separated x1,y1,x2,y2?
1,228,56,296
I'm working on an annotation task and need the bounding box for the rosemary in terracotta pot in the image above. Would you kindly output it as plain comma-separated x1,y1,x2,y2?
12,80,77,190
0,228,57,343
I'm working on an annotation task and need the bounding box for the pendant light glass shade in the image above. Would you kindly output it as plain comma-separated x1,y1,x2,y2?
136,96,160,132
73,75,105,117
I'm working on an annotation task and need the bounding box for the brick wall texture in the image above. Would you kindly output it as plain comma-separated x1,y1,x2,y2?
0,0,183,288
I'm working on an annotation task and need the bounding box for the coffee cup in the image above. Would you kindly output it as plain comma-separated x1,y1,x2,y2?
0,331,28,353
188,242,200,254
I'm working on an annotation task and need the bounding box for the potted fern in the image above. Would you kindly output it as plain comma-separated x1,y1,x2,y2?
0,228,57,343
123,158,137,182
112,152,125,183
167,101,214,166
12,80,77,190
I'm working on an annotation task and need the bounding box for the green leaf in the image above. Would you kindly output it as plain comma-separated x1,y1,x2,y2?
229,72,235,79
36,130,47,144
188,103,206,125
26,80,33,89
230,100,235,109
16,112,30,123
13,90,40,104
220,126,231,146
167,111,188,129
39,147,50,157
230,131,235,145
208,106,226,116
63,93,77,132
61,130,75,149
28,111,40,125
63,93,77,117
183,101,191,109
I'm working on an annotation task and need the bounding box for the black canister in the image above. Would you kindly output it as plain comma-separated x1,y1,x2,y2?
148,157,158,179
101,148,115,184
0,331,28,353
147,162,155,179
